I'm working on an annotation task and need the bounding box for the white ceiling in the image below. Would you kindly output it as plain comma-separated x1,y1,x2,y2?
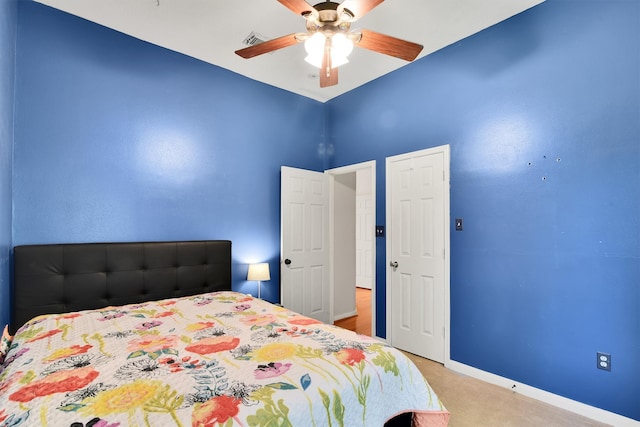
34,0,545,102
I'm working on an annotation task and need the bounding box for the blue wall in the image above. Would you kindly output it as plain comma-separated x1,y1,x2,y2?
8,0,639,421
328,0,639,421
0,0,17,328
13,2,326,303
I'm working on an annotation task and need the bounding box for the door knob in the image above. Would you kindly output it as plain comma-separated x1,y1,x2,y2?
390,261,398,268
284,258,292,265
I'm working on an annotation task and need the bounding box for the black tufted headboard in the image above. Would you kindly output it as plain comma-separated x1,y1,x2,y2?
11,240,231,333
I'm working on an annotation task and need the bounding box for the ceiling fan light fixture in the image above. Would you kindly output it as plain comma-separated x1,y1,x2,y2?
304,32,326,68
304,32,352,69
304,32,325,54
332,33,354,57
236,0,423,88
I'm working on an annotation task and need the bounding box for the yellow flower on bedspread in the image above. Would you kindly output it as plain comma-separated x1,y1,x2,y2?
252,342,297,362
185,321,216,332
44,344,93,362
80,379,165,416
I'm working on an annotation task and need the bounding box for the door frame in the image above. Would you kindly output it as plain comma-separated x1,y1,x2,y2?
385,145,450,364
326,160,377,338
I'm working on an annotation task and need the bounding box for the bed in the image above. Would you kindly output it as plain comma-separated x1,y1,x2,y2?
1,240,449,427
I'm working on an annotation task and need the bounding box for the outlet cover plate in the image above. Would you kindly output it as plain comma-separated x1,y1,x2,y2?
597,352,611,371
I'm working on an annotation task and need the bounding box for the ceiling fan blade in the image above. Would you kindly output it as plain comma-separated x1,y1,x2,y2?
355,29,423,61
339,0,384,21
235,34,301,59
278,0,315,16
319,66,338,88
319,40,338,88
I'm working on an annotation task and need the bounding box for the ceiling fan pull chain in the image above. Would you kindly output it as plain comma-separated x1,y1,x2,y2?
324,37,332,77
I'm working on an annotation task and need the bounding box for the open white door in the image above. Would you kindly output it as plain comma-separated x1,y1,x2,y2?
386,146,450,363
281,166,330,323
356,168,374,290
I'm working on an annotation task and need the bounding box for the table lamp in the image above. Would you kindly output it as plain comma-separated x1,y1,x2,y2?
247,262,270,299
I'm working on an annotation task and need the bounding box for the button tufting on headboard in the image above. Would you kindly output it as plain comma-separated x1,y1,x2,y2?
11,240,232,334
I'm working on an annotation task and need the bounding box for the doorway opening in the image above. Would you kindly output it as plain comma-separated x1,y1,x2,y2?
335,287,372,336
327,161,376,337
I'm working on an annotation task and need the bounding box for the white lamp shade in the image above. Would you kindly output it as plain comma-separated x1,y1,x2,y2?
304,32,326,68
304,32,353,69
332,33,354,58
247,263,270,281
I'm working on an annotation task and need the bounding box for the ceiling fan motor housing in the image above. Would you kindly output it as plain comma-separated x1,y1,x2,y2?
306,1,353,34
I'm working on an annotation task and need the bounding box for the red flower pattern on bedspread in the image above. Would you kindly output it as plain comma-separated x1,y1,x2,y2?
287,316,322,326
55,313,82,321
9,366,99,402
153,311,175,318
192,395,241,427
26,328,62,343
185,336,240,355
335,348,366,366
239,313,277,327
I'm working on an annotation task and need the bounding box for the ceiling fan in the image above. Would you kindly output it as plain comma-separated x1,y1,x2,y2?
235,0,424,88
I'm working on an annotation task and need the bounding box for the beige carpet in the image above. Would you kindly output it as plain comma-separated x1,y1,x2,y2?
404,352,611,427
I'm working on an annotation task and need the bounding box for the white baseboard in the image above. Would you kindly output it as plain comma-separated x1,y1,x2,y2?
333,310,357,321
445,360,638,427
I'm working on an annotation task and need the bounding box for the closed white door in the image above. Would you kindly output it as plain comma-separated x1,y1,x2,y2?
386,146,449,362
281,166,330,323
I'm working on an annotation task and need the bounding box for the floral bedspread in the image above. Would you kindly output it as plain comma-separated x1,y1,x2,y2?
0,291,449,427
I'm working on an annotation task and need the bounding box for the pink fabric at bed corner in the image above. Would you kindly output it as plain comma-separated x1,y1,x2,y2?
413,410,451,427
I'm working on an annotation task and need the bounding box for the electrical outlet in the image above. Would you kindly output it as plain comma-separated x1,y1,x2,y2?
597,352,611,371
